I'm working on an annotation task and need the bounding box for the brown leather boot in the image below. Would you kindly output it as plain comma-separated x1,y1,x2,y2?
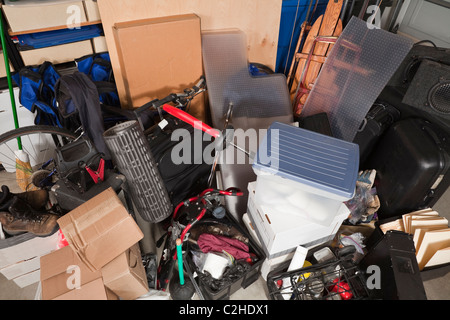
0,197,58,237
0,185,49,211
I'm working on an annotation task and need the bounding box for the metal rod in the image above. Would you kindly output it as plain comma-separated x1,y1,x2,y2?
0,10,21,150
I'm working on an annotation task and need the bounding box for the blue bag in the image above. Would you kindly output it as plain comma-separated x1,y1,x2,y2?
75,52,120,107
12,61,62,127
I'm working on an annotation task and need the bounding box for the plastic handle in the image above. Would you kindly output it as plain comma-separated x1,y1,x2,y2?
162,104,220,138
176,238,185,286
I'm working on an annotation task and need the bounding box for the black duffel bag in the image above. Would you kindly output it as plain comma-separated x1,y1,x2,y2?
145,115,213,207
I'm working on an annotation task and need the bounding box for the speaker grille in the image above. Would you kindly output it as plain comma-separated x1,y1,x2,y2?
429,81,450,114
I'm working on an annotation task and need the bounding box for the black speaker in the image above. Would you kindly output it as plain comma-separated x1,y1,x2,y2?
388,44,450,91
359,230,427,300
402,59,450,131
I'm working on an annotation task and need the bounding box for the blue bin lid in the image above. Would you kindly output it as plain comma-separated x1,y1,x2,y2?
253,122,359,199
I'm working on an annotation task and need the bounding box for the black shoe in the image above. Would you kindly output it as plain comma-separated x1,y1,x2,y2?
0,185,14,211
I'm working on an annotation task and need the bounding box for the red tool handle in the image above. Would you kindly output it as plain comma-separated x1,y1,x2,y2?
162,104,221,138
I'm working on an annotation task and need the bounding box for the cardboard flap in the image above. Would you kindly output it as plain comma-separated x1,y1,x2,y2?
40,245,102,300
57,188,143,271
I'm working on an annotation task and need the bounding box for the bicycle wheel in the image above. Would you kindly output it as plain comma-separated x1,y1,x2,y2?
0,125,78,189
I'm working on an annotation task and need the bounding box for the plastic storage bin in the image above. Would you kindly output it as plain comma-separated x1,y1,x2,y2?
247,182,349,259
252,122,359,226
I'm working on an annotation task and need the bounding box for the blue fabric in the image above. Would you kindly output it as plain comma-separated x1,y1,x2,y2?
12,62,62,126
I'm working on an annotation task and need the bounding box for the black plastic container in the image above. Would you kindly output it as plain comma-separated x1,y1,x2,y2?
365,117,450,219
359,230,427,300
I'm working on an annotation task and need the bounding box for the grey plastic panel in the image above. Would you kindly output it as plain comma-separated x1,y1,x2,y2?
201,29,293,218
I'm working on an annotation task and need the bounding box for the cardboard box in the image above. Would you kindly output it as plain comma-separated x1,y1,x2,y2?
112,13,206,121
40,245,103,300
0,231,59,269
102,243,149,300
3,1,87,33
20,40,93,66
0,256,41,281
53,277,109,300
12,269,40,288
92,36,108,53
57,188,143,271
247,182,349,259
83,0,101,21
243,213,295,280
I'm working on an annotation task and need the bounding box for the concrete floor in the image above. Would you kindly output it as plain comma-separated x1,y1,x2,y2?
0,171,449,300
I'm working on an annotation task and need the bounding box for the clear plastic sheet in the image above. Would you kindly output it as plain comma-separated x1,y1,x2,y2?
301,17,413,142
201,29,293,217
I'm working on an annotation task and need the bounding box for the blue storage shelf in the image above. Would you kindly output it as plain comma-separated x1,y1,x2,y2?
16,24,103,50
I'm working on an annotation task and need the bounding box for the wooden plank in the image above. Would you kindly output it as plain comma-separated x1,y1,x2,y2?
97,0,282,109
290,0,344,114
8,21,102,36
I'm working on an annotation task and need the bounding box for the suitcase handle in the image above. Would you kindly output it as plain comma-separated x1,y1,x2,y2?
162,104,221,138
421,123,444,149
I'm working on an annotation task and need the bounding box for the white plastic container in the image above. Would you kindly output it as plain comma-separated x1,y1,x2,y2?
246,182,349,259
252,122,359,226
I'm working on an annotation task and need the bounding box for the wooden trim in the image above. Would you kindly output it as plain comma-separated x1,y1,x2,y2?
8,20,102,36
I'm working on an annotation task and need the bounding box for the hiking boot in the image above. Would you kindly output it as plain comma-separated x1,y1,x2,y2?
0,185,48,211
0,197,58,237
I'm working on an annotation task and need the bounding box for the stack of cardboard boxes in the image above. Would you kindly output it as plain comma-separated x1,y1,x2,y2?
40,188,149,300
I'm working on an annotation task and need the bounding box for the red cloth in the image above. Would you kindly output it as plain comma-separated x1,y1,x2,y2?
197,233,250,260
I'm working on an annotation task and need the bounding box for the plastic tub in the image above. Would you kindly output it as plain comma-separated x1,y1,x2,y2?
252,122,359,226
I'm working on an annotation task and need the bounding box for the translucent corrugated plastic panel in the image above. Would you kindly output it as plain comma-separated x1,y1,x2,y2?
201,29,294,218
301,17,413,142
201,29,293,131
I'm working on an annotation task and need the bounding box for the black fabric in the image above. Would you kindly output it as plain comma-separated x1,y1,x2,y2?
55,72,111,160
146,115,213,206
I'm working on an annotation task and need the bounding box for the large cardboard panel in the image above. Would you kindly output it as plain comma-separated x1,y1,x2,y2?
57,188,143,271
97,0,282,111
20,40,93,66
112,13,205,121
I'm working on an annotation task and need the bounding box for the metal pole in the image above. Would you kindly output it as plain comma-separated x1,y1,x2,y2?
0,9,21,149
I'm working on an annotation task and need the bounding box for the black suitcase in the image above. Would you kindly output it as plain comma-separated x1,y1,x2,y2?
145,115,212,207
365,117,450,219
359,230,427,300
353,101,401,167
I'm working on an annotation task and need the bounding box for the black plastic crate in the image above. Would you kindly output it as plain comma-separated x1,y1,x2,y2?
185,212,265,300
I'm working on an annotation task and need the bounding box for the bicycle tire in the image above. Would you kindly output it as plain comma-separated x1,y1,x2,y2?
0,125,78,143
0,125,78,189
